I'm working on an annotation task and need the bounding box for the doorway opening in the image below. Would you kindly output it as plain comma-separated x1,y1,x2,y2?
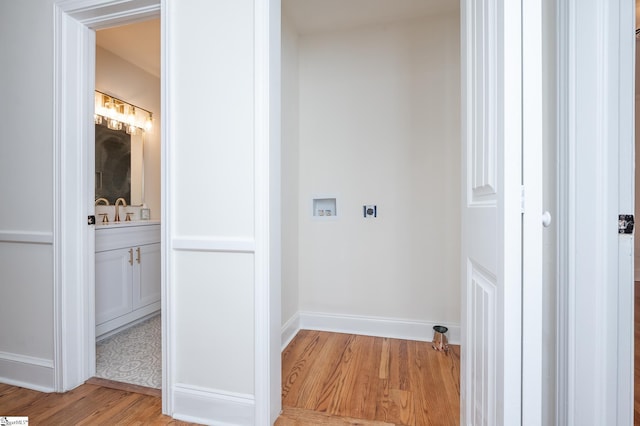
53,0,167,410
279,1,461,423
90,18,162,393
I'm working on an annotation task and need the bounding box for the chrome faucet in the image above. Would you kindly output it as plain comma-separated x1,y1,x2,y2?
114,197,127,222
95,197,109,206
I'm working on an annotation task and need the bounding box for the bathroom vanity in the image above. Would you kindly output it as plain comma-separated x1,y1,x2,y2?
95,221,161,339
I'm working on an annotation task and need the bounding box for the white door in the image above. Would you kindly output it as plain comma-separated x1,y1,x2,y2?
461,0,542,424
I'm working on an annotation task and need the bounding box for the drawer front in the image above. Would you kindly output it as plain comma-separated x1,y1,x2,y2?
96,224,160,252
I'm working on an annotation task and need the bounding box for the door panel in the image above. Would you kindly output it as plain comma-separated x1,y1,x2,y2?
461,0,532,423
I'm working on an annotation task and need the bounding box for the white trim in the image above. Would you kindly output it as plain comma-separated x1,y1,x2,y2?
172,383,254,426
556,0,634,424
254,0,281,425
555,0,574,423
160,0,172,415
614,1,635,424
171,237,255,253
280,312,300,350
53,1,95,392
95,304,160,339
297,311,461,345
0,352,55,393
521,0,543,422
56,0,160,29
0,231,53,244
53,0,166,412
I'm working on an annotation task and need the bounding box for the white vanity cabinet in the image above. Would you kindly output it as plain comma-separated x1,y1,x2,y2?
95,223,160,338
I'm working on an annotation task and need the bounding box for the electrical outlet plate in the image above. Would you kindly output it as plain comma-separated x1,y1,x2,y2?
363,205,377,218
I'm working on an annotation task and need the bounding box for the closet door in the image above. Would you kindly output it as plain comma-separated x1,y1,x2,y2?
460,0,542,423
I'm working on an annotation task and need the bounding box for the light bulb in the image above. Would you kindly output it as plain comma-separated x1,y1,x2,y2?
128,106,136,126
145,114,153,131
107,118,121,131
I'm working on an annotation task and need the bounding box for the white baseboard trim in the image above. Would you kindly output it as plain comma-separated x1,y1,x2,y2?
172,383,255,426
280,312,300,350
292,311,460,345
0,351,55,392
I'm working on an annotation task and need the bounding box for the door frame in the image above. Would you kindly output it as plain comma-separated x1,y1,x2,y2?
556,0,635,423
52,0,167,410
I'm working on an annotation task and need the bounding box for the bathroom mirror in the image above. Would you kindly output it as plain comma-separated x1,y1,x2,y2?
95,123,144,205
94,91,152,206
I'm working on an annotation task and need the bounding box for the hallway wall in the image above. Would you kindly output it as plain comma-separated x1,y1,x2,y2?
0,0,56,391
281,14,300,330
294,12,461,330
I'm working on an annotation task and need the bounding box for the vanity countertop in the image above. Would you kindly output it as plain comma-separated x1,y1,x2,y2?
96,220,160,229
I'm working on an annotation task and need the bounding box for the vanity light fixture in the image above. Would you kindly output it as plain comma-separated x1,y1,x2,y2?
94,91,153,134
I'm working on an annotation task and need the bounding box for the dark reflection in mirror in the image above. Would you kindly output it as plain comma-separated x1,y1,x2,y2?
95,124,131,204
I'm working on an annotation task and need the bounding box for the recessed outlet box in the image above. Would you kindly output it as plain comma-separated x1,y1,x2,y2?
313,198,337,217
363,205,377,218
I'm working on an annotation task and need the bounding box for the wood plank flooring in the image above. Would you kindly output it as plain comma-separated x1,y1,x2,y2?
635,281,640,423
0,382,197,425
277,330,460,426
0,330,458,425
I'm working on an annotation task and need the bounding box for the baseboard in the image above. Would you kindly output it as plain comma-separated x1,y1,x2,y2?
295,311,460,345
172,383,255,426
96,310,160,342
0,351,55,392
280,312,300,350
96,304,160,340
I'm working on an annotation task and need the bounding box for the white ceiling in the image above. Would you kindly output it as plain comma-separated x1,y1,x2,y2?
283,0,459,35
94,1,456,74
96,18,160,78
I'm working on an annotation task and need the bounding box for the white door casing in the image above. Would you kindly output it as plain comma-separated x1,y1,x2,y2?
53,0,164,407
461,0,542,424
556,0,635,424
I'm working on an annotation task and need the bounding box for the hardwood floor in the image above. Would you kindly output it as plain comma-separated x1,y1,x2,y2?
635,281,640,423
277,330,460,426
0,330,458,425
0,382,197,425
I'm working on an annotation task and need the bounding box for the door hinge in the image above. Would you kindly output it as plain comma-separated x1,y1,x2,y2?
520,185,525,214
618,214,634,234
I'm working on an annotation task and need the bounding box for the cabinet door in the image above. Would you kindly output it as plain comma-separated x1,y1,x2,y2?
95,248,133,325
133,242,161,309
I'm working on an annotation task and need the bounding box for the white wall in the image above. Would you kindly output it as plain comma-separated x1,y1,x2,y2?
0,0,56,391
296,14,461,328
168,0,257,421
96,46,161,220
281,14,300,330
